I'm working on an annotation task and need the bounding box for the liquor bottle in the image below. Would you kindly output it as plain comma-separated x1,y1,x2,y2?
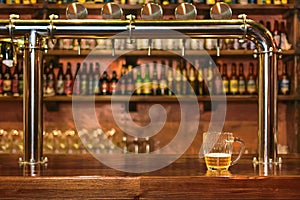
213,63,223,95
202,61,209,95
101,71,110,95
196,61,204,96
188,63,197,95
73,63,81,95
143,64,151,96
229,63,239,95
279,63,290,95
273,20,281,48
80,62,88,95
64,62,73,96
93,63,101,95
18,62,23,96
181,60,188,95
247,62,257,95
56,63,64,95
238,63,246,95
119,64,127,95
206,60,214,95
167,59,174,96
110,71,118,95
43,64,48,95
175,61,182,95
151,61,160,96
88,63,94,95
280,21,291,50
46,61,55,96
221,63,229,95
3,66,12,96
159,61,168,96
126,65,135,95
0,64,4,96
12,63,20,96
135,66,142,96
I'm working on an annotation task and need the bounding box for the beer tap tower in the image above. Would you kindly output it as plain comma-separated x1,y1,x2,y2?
0,2,280,175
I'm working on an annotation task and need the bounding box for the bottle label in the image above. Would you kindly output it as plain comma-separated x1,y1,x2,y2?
18,80,23,94
64,80,73,95
222,80,229,93
214,79,222,95
143,82,151,95
12,79,19,95
274,35,281,48
238,80,246,94
101,82,108,94
3,80,12,92
94,80,100,94
280,79,290,94
230,80,238,94
160,80,167,90
56,80,64,94
135,82,142,95
110,82,117,94
46,80,55,96
73,81,81,95
81,80,87,95
247,80,256,94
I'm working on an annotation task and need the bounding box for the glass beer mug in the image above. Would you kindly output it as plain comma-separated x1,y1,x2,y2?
202,132,245,170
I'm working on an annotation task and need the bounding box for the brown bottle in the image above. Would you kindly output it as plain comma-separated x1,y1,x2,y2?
159,61,168,96
188,63,197,95
247,62,257,95
279,64,290,95
221,63,229,95
46,61,55,96
73,63,81,95
64,62,73,96
12,63,20,96
229,63,238,95
213,63,223,95
3,66,12,96
238,63,246,95
273,20,281,48
56,63,64,95
110,70,118,95
151,61,160,96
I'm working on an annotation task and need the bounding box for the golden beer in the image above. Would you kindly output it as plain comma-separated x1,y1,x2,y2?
205,153,231,170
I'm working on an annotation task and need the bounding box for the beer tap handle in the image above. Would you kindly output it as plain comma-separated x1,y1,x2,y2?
111,39,115,57
148,39,152,56
181,39,186,57
77,39,81,55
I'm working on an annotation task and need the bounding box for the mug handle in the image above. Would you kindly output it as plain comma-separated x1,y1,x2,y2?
230,137,245,166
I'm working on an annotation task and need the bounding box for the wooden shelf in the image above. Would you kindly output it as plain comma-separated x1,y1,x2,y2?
0,95,296,103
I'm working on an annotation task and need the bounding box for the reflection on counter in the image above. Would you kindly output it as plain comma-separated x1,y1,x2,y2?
0,128,152,155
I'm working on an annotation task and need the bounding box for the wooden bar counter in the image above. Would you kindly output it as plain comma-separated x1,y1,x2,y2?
0,153,300,199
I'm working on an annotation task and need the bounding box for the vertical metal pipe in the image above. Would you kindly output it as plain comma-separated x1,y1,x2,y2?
271,52,278,163
22,30,44,165
257,48,278,164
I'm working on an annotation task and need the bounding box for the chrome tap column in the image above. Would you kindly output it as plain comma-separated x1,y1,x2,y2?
22,30,46,166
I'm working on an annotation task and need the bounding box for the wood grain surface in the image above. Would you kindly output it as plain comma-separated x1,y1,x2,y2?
0,154,300,199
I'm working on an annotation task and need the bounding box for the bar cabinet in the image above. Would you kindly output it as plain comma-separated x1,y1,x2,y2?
0,1,300,199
